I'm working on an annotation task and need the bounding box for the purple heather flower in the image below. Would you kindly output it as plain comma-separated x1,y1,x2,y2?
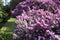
12,0,60,40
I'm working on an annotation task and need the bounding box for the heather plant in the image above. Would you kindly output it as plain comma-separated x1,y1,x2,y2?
11,0,58,17
52,0,60,9
13,9,60,40
11,0,60,40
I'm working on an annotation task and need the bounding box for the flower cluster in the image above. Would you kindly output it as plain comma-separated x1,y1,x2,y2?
53,0,60,9
11,0,59,17
13,9,60,40
11,0,60,40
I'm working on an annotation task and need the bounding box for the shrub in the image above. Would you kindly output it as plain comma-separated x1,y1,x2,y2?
11,0,60,40
13,9,60,40
0,1,10,28
0,7,10,28
11,0,59,17
0,33,13,40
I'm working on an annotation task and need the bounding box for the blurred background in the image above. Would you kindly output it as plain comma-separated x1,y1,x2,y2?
0,0,24,40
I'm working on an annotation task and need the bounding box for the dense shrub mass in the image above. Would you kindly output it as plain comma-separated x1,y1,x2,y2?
11,0,60,17
0,7,9,28
11,0,60,40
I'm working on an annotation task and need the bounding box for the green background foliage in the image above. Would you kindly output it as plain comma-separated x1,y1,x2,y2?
0,0,24,40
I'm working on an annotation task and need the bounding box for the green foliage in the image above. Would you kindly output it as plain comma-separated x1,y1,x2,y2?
0,0,10,28
0,8,8,22
0,18,16,40
3,5,10,13
0,33,13,40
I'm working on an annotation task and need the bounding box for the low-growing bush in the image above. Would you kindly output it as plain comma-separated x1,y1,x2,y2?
11,0,60,40
11,0,60,17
